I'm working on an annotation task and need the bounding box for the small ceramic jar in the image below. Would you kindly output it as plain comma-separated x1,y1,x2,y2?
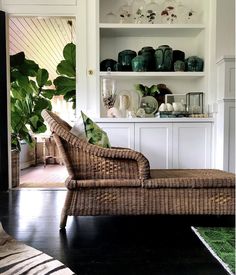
174,60,185,71
185,56,204,71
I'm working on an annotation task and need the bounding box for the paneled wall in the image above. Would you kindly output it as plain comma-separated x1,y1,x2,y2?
215,56,235,173
216,0,235,60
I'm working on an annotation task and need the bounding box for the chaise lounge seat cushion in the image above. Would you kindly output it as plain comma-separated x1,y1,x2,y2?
65,169,235,189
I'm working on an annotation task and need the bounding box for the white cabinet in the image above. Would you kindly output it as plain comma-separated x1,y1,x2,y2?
173,123,212,169
98,120,213,169
135,123,172,169
97,122,135,149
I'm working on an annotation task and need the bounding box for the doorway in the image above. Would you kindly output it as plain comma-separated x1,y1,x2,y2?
9,16,76,188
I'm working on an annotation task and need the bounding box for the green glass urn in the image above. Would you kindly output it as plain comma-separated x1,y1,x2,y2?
131,55,148,72
154,45,173,71
185,56,204,72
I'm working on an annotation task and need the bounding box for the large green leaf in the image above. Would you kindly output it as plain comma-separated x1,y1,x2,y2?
36,68,49,87
11,69,22,83
19,59,39,77
53,76,76,95
11,86,24,100
16,74,29,88
25,94,34,114
41,89,55,99
63,90,76,101
57,60,75,77
33,122,47,134
29,80,39,95
45,80,52,86
18,129,34,147
10,52,25,67
11,112,25,132
15,99,30,115
150,85,159,96
29,115,39,129
63,43,76,67
34,97,51,112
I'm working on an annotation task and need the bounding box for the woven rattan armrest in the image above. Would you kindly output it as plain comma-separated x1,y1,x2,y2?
42,109,150,180
58,136,151,180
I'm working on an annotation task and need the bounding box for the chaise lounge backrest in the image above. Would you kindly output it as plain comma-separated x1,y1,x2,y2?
41,109,151,184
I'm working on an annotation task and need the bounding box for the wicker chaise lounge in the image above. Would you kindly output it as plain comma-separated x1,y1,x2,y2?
42,110,235,228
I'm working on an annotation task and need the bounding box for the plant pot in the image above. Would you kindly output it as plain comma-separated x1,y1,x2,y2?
11,149,20,188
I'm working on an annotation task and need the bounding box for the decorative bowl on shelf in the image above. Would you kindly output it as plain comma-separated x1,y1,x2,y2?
100,59,117,71
140,96,158,116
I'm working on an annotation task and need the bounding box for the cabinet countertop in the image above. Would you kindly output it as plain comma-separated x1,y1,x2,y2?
94,117,214,123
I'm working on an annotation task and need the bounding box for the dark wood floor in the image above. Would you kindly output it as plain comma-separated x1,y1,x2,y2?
0,190,234,275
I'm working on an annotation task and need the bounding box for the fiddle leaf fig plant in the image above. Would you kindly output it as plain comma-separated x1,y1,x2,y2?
54,43,76,109
10,52,55,150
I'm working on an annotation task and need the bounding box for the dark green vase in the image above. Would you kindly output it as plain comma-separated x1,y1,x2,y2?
118,50,137,71
185,56,204,71
131,55,147,72
154,45,173,71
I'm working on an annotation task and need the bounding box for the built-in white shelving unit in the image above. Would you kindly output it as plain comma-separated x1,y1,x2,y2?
97,0,209,118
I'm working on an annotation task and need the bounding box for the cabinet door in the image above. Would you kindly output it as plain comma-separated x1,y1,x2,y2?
173,123,212,169
97,123,135,149
135,123,173,169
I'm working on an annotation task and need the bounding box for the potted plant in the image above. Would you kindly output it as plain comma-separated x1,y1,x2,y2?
134,83,172,106
10,52,55,187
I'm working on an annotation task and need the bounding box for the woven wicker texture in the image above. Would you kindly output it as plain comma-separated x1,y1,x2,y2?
41,109,235,228
147,169,235,188
42,110,150,182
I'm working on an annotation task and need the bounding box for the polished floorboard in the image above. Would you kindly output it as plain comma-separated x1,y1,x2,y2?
0,190,234,275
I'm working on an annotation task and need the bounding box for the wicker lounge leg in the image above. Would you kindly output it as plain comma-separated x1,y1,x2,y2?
60,190,74,228
60,210,68,229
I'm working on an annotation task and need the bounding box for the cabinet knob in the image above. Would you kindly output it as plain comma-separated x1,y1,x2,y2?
88,69,94,75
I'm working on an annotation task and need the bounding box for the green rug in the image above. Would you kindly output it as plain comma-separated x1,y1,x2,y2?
192,227,235,275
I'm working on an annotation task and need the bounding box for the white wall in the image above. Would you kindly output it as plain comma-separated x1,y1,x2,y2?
216,0,235,59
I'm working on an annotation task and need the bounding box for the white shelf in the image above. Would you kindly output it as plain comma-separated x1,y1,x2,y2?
99,23,205,37
100,71,205,79
94,117,214,123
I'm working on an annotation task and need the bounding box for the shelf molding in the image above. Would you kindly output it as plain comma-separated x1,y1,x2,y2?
99,23,205,37
100,71,205,79
99,23,205,29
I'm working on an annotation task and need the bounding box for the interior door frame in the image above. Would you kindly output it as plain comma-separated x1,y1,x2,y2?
0,10,10,191
1,0,87,189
